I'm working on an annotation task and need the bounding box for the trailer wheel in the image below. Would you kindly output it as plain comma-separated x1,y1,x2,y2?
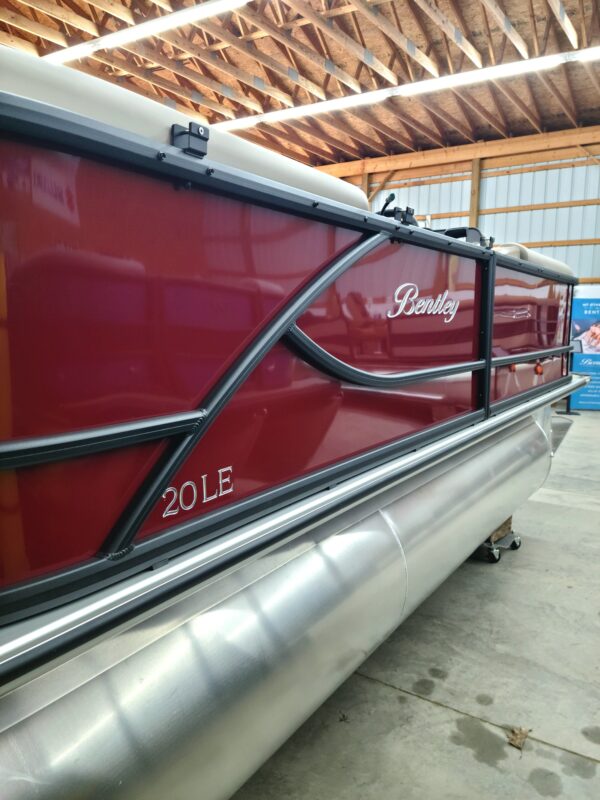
510,536,522,550
487,547,501,563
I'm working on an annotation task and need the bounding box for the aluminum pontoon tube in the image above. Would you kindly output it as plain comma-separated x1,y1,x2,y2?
0,414,552,800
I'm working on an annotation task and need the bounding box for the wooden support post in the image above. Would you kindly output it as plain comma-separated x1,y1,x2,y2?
469,158,481,228
361,171,371,210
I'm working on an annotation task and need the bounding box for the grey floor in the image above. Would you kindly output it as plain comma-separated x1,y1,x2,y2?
234,411,600,800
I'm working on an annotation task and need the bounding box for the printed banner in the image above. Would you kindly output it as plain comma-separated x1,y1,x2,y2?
571,288,600,410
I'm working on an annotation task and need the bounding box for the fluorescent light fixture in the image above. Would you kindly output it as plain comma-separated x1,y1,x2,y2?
216,45,600,132
43,0,250,65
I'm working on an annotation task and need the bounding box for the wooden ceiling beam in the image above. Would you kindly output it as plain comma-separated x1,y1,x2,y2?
452,92,479,139
84,0,134,26
351,0,440,77
296,15,353,95
404,0,442,80
159,29,293,108
237,6,362,93
452,89,508,137
368,168,397,202
349,107,416,151
546,0,579,48
317,125,600,178
417,98,476,142
238,128,312,163
197,0,391,52
0,5,67,46
282,0,397,85
0,26,38,53
197,19,326,100
492,80,543,132
345,6,381,90
583,61,600,100
125,39,263,113
293,117,363,160
1,1,288,114
321,113,389,156
78,57,204,112
92,51,234,118
386,102,445,147
18,0,99,36
479,0,529,59
478,0,498,65
269,122,337,162
537,72,577,125
488,82,510,128
147,0,172,10
527,0,540,55
412,0,483,68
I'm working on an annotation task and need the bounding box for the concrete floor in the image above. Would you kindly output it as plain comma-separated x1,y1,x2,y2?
234,411,600,800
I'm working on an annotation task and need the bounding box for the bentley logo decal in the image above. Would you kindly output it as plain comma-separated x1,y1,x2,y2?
387,282,460,324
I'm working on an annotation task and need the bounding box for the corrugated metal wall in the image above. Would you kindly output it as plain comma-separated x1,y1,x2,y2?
371,160,600,278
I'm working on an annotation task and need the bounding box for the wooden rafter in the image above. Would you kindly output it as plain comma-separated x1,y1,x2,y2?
283,0,398,85
412,0,483,68
546,0,579,48
0,5,67,46
479,0,529,59
160,30,292,108
0,26,38,52
84,0,133,25
18,0,99,36
197,19,326,100
0,0,597,167
239,128,312,163
294,117,362,159
419,97,476,142
351,107,416,151
321,112,389,156
267,121,336,161
451,89,507,137
537,71,577,125
125,39,263,112
493,79,543,132
237,5,362,93
387,101,445,147
93,51,235,118
351,0,440,77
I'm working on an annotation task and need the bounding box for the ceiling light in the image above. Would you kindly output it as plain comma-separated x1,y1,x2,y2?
216,45,600,132
43,0,250,65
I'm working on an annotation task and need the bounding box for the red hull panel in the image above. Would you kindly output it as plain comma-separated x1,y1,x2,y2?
0,138,574,598
137,346,477,538
0,141,359,440
297,241,481,371
1,443,164,584
490,356,566,404
493,266,570,357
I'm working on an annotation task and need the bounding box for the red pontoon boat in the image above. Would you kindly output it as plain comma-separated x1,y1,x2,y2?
0,49,587,800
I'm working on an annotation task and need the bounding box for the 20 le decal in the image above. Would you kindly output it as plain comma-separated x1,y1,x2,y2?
162,466,233,518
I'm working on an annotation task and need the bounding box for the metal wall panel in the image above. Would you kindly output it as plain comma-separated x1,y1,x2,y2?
481,204,600,243
371,177,470,217
370,161,600,278
534,245,600,278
